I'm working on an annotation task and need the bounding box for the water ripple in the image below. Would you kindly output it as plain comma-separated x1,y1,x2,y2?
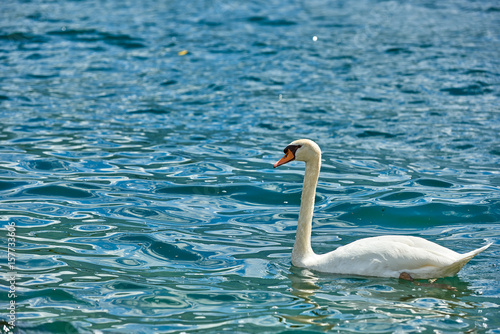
0,0,499,332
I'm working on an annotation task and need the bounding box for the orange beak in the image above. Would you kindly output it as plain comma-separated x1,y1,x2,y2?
273,149,295,168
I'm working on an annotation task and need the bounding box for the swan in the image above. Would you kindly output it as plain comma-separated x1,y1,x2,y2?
273,139,491,279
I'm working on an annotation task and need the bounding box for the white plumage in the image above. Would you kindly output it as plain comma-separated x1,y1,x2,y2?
274,139,490,279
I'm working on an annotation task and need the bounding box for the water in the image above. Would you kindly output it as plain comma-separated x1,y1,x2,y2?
1,0,499,332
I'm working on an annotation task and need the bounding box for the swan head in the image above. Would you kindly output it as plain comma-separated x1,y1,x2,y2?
273,139,321,168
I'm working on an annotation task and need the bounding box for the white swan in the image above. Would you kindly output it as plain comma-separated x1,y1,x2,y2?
274,139,491,279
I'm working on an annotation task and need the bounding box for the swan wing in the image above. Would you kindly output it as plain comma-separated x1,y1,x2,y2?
306,235,490,279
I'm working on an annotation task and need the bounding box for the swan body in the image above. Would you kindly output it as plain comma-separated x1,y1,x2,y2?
274,139,491,279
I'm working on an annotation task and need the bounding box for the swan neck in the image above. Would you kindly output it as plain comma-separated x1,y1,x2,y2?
292,157,320,264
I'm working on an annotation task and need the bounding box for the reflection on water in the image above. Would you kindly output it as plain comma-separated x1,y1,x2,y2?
285,267,488,332
286,268,336,330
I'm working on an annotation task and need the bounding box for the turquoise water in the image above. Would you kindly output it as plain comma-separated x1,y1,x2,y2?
1,0,500,332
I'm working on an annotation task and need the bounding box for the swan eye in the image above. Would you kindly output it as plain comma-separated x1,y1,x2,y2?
284,144,301,155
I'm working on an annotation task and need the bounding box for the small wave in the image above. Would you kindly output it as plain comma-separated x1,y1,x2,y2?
48,28,146,49
415,179,454,188
247,16,297,26
23,184,94,199
0,32,48,43
441,83,493,96
0,180,28,191
115,234,202,262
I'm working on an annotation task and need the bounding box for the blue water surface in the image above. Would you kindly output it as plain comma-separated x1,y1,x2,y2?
1,0,500,333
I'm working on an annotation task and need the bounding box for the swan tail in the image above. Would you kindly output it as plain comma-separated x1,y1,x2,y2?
460,242,492,261
442,243,492,277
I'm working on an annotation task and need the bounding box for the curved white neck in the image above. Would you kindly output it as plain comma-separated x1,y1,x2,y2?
291,156,320,265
